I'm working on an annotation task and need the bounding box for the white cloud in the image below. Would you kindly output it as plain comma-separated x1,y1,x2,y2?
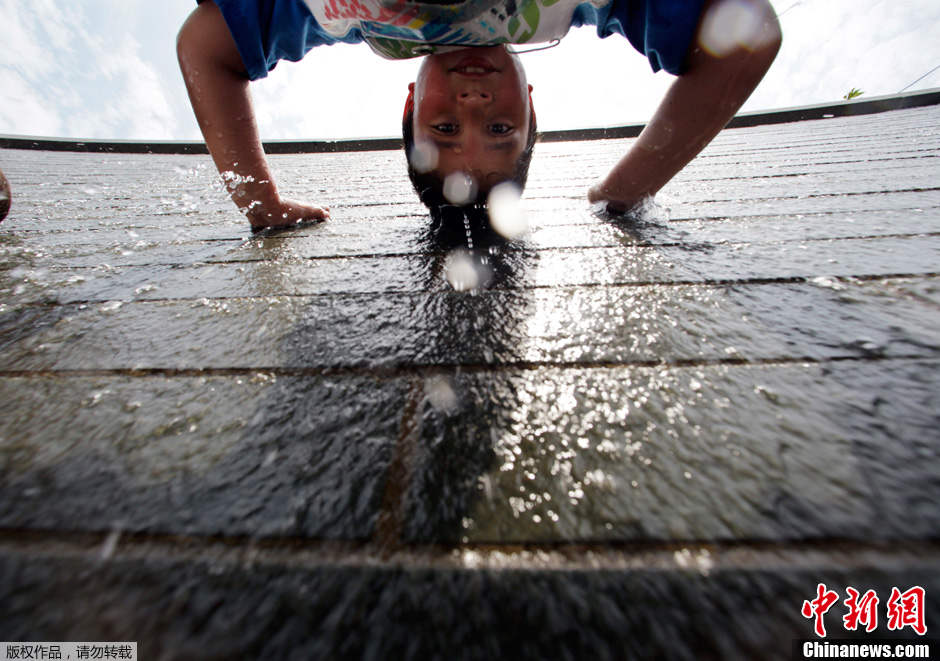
0,0,188,140
0,0,83,77
90,38,178,139
251,43,422,140
521,28,675,131
744,0,940,109
0,69,65,136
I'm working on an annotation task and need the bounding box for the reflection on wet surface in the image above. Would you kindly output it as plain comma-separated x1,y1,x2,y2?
411,359,940,545
2,105,940,657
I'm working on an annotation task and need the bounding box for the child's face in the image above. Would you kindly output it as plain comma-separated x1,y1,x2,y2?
410,45,533,192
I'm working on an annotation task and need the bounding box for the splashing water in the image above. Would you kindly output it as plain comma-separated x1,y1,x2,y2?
409,141,439,174
632,196,670,224
488,182,527,240
443,172,477,206
810,276,846,291
591,195,670,225
426,375,459,414
445,250,480,292
99,530,122,561
219,170,257,198
463,213,474,250
698,0,776,57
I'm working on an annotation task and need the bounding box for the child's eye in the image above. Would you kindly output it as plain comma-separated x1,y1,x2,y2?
433,123,458,134
488,123,513,135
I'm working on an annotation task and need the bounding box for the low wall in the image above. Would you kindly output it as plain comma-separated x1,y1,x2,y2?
2,87,938,154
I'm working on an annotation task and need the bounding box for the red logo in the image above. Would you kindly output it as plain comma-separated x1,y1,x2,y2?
843,588,879,632
887,586,927,636
802,584,927,638
802,584,840,637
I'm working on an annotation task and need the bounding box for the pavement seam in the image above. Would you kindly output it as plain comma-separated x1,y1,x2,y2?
0,354,936,381
5,230,938,274
5,272,940,308
9,198,938,238
1,528,938,572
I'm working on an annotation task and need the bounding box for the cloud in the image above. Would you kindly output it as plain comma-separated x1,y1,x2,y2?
0,68,65,136
250,43,422,140
744,0,940,110
0,0,185,140
522,28,674,131
94,41,179,140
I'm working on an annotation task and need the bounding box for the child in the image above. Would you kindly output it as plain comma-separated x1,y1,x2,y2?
177,0,781,228
0,168,10,223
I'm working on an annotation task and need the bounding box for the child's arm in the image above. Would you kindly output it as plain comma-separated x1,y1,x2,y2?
177,2,330,227
588,0,782,213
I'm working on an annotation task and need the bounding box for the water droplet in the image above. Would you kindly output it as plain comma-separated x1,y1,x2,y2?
754,385,778,402
853,337,885,355
409,140,439,173
488,182,527,239
810,276,844,290
262,450,278,467
443,171,477,205
99,530,121,561
426,375,459,413
445,251,480,291
698,0,776,57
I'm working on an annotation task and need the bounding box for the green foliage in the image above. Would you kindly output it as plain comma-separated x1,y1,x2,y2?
844,88,864,100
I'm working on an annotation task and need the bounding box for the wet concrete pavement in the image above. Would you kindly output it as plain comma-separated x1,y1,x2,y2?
1,105,939,659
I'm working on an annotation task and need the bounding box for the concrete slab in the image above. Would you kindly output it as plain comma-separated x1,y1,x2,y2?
1,543,938,660
405,358,940,544
0,373,404,538
1,104,940,658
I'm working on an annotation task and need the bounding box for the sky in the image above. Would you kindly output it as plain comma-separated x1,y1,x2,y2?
1,0,939,141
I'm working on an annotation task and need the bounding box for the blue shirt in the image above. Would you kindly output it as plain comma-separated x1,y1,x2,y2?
204,0,706,81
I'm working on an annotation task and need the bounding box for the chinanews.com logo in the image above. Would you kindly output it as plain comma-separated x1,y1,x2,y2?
792,583,937,660
802,584,926,637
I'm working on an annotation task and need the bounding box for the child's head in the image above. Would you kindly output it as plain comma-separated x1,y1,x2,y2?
402,45,537,215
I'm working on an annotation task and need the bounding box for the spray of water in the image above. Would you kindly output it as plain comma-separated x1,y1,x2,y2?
698,0,777,57
445,250,480,292
443,172,478,206
409,141,440,174
591,194,669,224
426,375,459,414
488,182,527,240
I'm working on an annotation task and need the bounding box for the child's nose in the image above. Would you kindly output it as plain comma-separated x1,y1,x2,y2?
457,90,492,106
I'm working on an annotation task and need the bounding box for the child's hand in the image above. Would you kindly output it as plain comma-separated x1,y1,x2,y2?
587,176,643,216
179,2,330,230
587,0,781,217
243,195,331,228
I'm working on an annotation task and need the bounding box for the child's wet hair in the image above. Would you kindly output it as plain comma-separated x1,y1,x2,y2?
402,108,537,222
